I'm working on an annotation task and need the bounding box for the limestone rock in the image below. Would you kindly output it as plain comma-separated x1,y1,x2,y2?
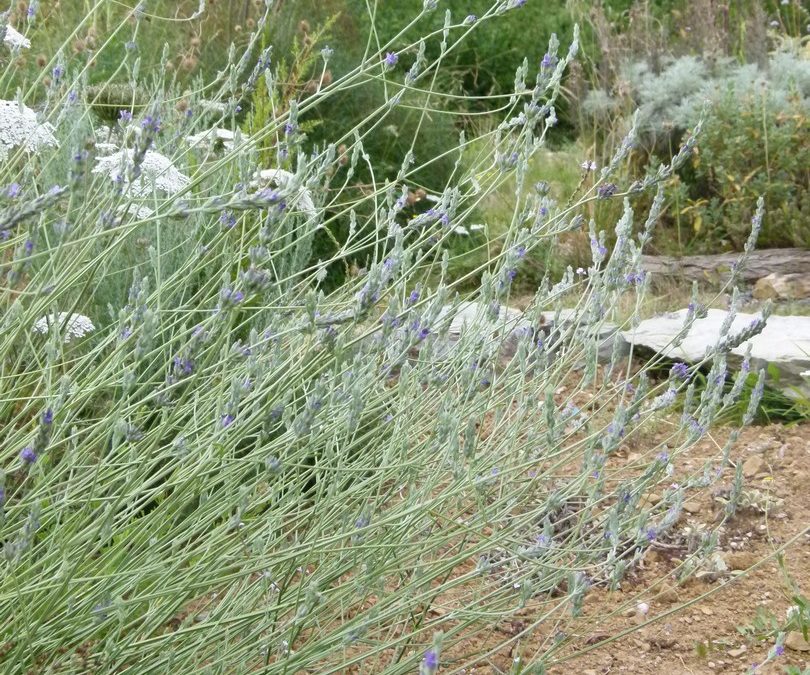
538,307,627,362
753,273,810,301
622,308,810,399
436,301,535,360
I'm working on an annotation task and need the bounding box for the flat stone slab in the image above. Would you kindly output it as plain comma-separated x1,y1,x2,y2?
437,302,625,363
622,308,810,398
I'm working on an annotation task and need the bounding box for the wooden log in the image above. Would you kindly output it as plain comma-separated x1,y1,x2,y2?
640,248,810,283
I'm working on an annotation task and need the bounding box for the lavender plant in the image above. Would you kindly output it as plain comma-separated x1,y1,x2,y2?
0,2,764,672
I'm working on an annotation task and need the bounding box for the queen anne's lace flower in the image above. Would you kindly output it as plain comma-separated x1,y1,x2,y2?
95,142,118,155
186,127,249,152
0,99,58,160
32,312,95,343
253,168,316,221
117,203,155,219
92,149,190,196
2,25,30,50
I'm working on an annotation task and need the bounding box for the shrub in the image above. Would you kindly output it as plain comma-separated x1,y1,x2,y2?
583,48,810,252
0,2,764,672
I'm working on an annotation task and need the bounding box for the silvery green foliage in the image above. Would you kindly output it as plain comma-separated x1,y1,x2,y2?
585,49,810,138
0,5,759,673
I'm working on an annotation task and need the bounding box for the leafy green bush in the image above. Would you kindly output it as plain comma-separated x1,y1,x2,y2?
669,88,809,250
583,48,810,252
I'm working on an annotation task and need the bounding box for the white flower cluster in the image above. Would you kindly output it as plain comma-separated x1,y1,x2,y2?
3,25,30,50
253,168,316,220
92,149,191,196
32,312,95,343
117,203,155,219
0,99,58,160
186,127,249,152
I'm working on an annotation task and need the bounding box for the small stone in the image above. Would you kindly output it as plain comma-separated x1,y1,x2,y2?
683,500,701,514
785,631,810,652
742,455,765,477
642,492,662,506
652,636,677,649
700,606,713,616
657,584,679,603
707,661,716,668
646,549,663,564
585,632,610,645
723,551,757,571
728,646,747,657
583,670,598,675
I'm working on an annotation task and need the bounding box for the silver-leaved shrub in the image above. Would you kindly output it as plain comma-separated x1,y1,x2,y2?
0,2,763,672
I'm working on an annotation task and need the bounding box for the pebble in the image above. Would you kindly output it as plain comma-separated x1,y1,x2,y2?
683,500,701,514
722,551,757,570
785,631,810,652
699,606,713,615
657,583,679,603
728,646,747,657
646,549,663,564
743,455,765,477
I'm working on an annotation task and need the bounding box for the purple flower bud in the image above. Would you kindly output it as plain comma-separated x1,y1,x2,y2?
384,52,398,69
671,362,689,380
540,53,557,69
423,649,439,672
597,183,617,199
119,110,133,123
41,408,53,426
5,182,21,198
21,447,37,464
219,211,237,228
221,414,235,428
